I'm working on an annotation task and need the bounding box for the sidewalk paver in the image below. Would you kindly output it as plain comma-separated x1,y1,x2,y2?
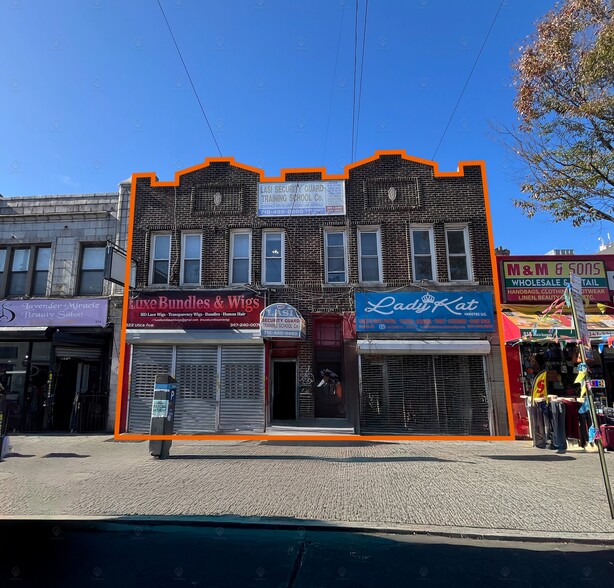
2,435,614,539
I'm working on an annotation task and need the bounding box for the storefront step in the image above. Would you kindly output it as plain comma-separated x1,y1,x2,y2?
267,422,355,435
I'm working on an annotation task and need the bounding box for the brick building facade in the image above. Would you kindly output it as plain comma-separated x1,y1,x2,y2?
0,187,130,433
120,151,509,437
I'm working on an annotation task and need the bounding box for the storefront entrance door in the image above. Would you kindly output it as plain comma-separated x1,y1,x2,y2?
315,362,346,418
272,360,296,421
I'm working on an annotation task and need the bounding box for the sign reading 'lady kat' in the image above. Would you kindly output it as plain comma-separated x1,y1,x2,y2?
355,291,495,333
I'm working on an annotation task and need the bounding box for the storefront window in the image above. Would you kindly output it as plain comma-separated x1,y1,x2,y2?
0,341,31,431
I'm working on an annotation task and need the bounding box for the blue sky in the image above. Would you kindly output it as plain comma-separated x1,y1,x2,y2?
2,0,611,254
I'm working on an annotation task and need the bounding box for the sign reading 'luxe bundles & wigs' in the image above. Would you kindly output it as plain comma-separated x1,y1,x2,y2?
355,291,495,333
127,291,265,329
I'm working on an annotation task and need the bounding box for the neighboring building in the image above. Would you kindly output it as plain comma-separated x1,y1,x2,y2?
0,185,131,433
545,249,575,256
119,151,510,437
496,254,614,439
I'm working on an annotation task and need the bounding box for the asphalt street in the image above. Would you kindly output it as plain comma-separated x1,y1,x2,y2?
1,519,613,588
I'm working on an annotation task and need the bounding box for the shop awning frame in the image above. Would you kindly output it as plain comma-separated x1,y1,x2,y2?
356,339,491,356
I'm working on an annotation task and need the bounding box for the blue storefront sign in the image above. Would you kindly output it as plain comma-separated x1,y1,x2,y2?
355,291,495,333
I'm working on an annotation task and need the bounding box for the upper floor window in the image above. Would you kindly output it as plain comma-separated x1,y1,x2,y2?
180,233,202,286
149,233,171,285
324,230,347,284
446,226,472,281
410,226,436,281
357,227,383,283
229,230,251,285
262,230,284,285
79,245,106,295
0,245,51,298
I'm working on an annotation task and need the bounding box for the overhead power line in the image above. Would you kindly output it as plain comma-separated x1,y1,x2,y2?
322,0,347,162
431,0,505,161
351,0,359,163
156,0,223,156
354,0,369,160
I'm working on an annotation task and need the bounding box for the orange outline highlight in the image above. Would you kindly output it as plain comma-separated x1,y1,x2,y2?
114,150,515,442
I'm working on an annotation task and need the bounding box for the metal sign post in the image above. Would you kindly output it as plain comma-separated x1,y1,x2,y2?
568,273,614,519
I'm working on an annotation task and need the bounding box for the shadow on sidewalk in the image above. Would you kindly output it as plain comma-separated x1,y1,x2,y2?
2,453,35,458
166,454,465,464
485,455,575,462
259,441,396,447
41,453,90,459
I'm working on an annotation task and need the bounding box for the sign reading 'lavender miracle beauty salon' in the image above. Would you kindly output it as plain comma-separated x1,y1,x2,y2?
355,291,495,333
0,299,108,328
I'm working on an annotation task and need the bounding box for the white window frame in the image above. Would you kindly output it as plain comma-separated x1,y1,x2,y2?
410,225,437,282
180,232,202,286
229,229,252,286
149,232,172,286
324,229,348,285
357,226,383,284
262,230,285,285
445,224,473,282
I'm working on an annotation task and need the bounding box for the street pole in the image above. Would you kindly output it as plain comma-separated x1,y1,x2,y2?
568,273,614,519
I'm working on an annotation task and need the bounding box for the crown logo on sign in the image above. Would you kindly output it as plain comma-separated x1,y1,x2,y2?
421,293,435,304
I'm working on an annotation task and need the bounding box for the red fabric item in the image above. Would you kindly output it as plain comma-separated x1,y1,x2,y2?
562,399,580,440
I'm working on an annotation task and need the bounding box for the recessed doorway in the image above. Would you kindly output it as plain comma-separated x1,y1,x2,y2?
271,360,297,421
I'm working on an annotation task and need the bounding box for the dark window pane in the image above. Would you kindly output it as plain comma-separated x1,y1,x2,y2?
328,258,345,273
328,246,344,258
265,234,282,258
412,231,431,255
35,247,51,271
183,259,200,284
360,232,378,256
265,259,282,283
11,249,30,272
328,272,346,283
414,257,433,281
449,257,469,281
82,247,105,270
8,272,27,296
327,233,343,247
154,235,170,260
153,260,169,284
361,258,380,282
32,271,48,296
232,259,249,284
233,234,249,258
0,250,6,271
79,270,104,295
184,235,201,259
447,230,466,255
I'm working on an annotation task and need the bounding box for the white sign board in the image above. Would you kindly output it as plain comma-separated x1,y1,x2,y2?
260,303,306,338
570,273,590,346
258,180,346,217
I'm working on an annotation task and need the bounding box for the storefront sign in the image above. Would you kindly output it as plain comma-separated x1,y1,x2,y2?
260,303,305,338
502,260,609,302
0,298,108,327
355,291,495,333
257,180,346,217
570,273,590,346
127,290,265,329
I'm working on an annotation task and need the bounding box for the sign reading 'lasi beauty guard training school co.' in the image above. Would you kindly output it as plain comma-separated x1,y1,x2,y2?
355,291,495,333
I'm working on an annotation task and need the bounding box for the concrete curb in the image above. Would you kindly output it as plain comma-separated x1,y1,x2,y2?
2,514,613,546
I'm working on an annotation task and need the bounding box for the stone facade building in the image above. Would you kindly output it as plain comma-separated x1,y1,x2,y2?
0,185,130,433
120,151,510,437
